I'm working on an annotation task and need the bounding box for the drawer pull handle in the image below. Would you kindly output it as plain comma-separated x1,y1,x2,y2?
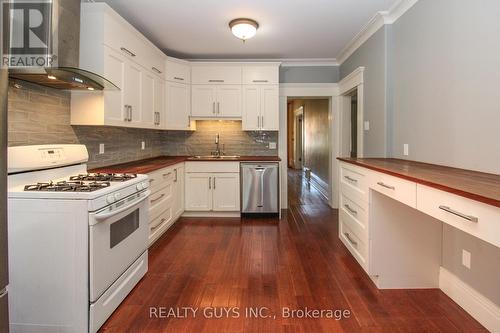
149,179,155,183
438,206,478,223
151,220,165,232
377,182,395,190
151,194,165,203
252,79,268,83
344,204,357,215
163,172,172,177
344,233,358,247
152,67,162,74
120,47,136,57
173,77,185,81
208,79,224,82
344,175,357,183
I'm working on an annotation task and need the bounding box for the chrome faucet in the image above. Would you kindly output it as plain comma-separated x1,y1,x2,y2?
212,133,224,157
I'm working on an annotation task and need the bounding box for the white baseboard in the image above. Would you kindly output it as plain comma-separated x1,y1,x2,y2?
439,267,500,332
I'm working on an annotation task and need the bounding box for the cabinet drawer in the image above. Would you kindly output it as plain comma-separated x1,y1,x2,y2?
371,172,416,208
149,206,173,245
185,162,240,173
417,185,500,248
340,163,370,203
166,58,190,83
148,182,173,221
191,65,242,84
242,65,279,84
340,220,367,270
340,193,368,239
148,167,175,193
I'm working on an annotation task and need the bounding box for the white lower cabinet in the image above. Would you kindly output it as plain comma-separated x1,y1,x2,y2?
147,163,185,246
212,173,240,211
185,162,240,212
185,173,213,211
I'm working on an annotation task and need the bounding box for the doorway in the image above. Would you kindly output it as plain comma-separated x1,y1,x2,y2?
287,98,330,201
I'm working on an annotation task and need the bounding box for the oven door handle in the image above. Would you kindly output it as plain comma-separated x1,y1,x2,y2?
94,190,151,222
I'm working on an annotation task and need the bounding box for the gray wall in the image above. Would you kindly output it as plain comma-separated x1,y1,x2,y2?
390,0,500,307
391,0,500,175
280,66,339,83
340,27,390,157
339,0,500,307
7,81,277,169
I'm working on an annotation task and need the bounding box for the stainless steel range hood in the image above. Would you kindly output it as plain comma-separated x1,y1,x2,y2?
5,0,118,90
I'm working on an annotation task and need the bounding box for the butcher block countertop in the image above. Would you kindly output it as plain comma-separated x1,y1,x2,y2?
338,158,500,208
90,155,281,174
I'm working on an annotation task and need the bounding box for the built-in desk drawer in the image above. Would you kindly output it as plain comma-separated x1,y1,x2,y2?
340,193,368,240
340,163,370,203
371,172,417,208
417,185,500,248
340,220,367,270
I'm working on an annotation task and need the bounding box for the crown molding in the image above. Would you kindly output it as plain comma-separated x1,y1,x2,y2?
186,58,338,67
337,0,419,65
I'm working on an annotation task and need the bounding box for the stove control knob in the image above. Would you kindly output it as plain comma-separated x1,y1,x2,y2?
114,193,121,201
106,195,115,204
142,181,149,188
136,183,143,191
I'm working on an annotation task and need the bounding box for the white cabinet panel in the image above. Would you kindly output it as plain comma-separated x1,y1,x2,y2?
166,81,192,130
154,78,165,128
185,173,213,211
242,86,260,130
191,85,217,117
242,65,279,84
166,59,190,83
191,65,242,84
141,71,156,128
212,173,240,211
217,85,241,117
261,85,279,130
173,165,185,218
242,85,279,131
102,47,126,125
123,61,142,126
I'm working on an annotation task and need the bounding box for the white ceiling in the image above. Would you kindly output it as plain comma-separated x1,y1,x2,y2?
98,0,398,60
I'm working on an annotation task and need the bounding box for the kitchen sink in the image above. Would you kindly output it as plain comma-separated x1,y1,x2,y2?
188,155,241,160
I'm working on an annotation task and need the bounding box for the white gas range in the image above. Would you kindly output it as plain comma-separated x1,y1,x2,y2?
7,145,151,333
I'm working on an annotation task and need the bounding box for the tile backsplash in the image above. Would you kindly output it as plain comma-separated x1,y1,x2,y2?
7,81,278,169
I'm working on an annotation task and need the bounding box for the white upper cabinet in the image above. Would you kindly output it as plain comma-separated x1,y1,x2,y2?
191,85,217,117
72,3,167,129
164,58,193,130
191,85,241,118
191,64,242,84
165,58,190,83
165,81,192,130
242,85,279,131
260,85,279,130
216,85,242,118
242,65,279,84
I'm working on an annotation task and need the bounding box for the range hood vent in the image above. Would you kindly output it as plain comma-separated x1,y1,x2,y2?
4,0,118,91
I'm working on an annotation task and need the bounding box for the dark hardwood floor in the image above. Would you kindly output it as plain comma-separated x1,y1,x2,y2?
100,169,487,332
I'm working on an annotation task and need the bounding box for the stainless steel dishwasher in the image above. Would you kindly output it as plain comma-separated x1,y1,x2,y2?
241,163,279,215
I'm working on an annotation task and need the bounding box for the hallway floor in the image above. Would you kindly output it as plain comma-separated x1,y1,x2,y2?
100,169,486,332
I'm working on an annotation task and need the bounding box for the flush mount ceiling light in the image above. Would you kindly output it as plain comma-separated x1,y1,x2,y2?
229,18,259,42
